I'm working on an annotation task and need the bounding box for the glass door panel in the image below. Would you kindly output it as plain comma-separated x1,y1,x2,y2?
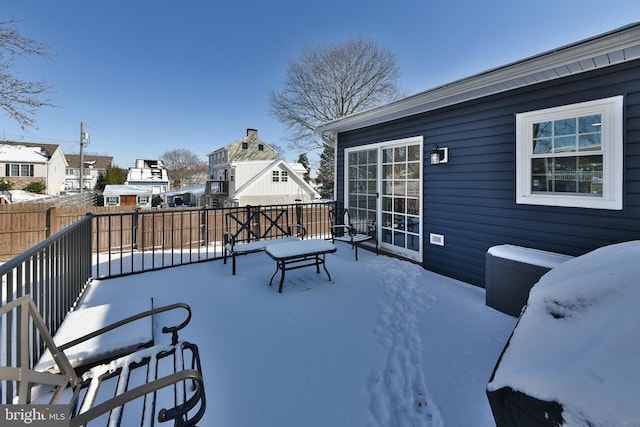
345,138,422,261
380,141,422,259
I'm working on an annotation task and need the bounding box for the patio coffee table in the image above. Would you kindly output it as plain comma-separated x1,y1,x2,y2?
265,239,337,293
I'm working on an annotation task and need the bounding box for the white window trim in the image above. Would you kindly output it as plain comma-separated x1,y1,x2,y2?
516,95,623,210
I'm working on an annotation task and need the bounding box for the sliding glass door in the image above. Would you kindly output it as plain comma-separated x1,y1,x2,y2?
345,136,423,261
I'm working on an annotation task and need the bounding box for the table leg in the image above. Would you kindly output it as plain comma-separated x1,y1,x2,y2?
269,262,280,287
321,254,332,281
278,260,286,293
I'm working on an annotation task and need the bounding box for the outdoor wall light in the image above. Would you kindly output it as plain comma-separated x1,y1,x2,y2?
430,145,448,165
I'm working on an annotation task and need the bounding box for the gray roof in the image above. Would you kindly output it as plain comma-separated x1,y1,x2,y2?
316,21,640,137
65,154,113,169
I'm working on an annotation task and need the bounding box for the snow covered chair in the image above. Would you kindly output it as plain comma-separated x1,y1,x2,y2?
0,295,206,426
329,208,378,261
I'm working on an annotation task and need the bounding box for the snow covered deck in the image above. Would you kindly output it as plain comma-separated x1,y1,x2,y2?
82,247,517,426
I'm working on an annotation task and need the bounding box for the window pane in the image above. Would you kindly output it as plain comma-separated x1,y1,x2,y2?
393,197,405,214
533,138,552,154
383,164,393,179
382,212,392,227
367,195,376,210
554,118,576,136
407,233,420,250
348,152,357,166
579,134,601,151
554,136,576,153
407,198,419,215
394,164,406,180
579,155,603,195
407,162,420,179
407,181,420,197
394,146,406,162
393,230,405,247
531,158,551,192
408,144,420,161
382,196,392,212
579,115,601,133
368,149,377,164
383,148,393,163
357,151,368,164
533,121,552,138
553,157,577,192
382,228,392,244
10,165,19,176
367,164,377,179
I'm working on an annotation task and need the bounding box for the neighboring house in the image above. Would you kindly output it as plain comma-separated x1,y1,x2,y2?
0,141,68,196
102,184,152,208
205,129,320,207
316,22,640,288
65,154,113,192
125,159,171,204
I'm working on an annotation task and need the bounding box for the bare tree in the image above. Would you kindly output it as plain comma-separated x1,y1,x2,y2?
269,36,403,151
269,36,403,197
160,149,208,189
0,17,55,129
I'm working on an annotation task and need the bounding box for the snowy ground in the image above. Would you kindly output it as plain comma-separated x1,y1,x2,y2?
78,245,517,426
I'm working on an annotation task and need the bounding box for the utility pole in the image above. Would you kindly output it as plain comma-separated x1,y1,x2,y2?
79,122,89,195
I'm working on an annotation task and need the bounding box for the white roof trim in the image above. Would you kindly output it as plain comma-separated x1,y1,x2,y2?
316,22,640,135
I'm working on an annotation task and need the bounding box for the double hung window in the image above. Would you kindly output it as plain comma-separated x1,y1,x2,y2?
6,164,34,177
516,96,623,210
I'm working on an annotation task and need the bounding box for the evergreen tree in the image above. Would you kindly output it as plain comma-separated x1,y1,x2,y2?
95,165,125,192
316,144,334,199
296,153,311,183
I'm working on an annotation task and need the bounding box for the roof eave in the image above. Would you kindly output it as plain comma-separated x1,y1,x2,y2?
315,21,640,135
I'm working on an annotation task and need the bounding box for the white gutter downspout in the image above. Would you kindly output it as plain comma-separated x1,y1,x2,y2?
320,130,337,200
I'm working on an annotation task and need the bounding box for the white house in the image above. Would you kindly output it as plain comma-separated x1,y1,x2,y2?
0,141,68,196
125,159,170,204
65,154,113,192
102,184,152,208
205,129,320,207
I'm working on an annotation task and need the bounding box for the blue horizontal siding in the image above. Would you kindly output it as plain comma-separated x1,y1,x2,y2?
336,58,640,287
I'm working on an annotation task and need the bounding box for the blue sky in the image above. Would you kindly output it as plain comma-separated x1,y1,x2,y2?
2,1,639,172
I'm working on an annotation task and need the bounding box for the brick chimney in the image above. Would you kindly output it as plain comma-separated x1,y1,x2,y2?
246,128,258,138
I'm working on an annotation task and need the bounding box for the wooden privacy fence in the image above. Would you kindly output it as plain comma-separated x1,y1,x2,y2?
1,202,336,276
0,204,136,261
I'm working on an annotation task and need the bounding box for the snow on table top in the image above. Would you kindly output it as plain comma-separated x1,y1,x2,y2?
487,244,573,268
35,297,153,372
265,239,336,259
